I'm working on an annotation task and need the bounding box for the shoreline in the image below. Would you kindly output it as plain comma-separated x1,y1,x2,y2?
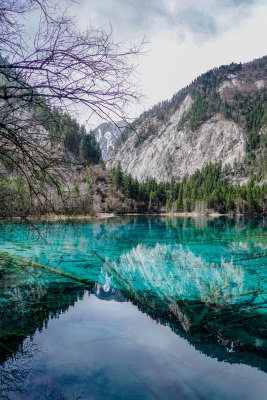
20,211,266,222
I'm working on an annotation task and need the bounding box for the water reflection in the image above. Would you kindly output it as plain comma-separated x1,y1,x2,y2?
100,242,267,371
0,264,92,365
0,217,267,398
0,339,39,400
109,243,247,302
1,279,267,400
1,248,267,376
0,273,89,399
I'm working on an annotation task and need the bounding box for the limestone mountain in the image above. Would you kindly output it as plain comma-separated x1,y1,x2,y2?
94,121,127,160
1,56,266,217
107,56,267,184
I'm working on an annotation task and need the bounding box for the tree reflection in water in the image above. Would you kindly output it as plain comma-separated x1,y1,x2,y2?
0,218,267,398
0,339,37,400
102,242,267,370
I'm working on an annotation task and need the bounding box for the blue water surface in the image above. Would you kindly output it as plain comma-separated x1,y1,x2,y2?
0,216,266,400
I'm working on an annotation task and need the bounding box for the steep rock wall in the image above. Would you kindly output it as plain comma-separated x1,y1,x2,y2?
107,94,246,182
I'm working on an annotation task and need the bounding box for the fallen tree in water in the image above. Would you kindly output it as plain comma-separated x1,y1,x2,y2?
0,243,267,373
0,251,94,286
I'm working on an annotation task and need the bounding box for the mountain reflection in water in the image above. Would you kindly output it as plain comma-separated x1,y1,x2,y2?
0,217,266,399
103,242,267,369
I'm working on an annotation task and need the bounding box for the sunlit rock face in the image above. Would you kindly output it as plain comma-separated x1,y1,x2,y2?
104,243,245,305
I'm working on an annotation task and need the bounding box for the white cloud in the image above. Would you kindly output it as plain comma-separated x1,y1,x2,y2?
71,0,267,125
134,1,267,117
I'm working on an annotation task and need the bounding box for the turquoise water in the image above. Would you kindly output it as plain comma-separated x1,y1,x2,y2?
0,216,266,399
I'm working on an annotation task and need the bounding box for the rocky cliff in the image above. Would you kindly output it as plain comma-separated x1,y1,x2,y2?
107,56,267,183
94,121,127,160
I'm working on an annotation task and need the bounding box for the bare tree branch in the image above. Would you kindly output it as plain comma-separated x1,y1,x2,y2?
0,0,144,217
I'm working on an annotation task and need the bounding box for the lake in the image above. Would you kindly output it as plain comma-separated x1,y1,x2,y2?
0,216,266,400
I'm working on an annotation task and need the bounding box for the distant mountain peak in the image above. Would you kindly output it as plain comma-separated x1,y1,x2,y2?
94,121,127,160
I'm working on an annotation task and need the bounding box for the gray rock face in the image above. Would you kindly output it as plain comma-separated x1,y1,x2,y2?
94,121,127,160
107,94,246,182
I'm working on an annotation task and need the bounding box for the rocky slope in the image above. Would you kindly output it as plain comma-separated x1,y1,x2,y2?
94,121,127,160
107,56,267,183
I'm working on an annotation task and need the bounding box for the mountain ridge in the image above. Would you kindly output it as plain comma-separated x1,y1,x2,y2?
107,56,267,185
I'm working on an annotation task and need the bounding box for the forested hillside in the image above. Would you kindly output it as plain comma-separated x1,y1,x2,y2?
0,0,143,219
108,56,267,185
35,102,101,164
1,53,266,217
107,162,266,214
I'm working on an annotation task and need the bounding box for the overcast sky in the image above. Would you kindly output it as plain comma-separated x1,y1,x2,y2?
70,0,267,123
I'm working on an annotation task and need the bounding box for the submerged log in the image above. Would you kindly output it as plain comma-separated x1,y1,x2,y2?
0,251,94,286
